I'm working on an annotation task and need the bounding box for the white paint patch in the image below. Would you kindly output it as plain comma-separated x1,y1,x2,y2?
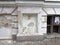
0,27,12,39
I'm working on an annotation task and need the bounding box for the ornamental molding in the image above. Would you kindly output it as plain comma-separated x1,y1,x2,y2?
0,1,60,7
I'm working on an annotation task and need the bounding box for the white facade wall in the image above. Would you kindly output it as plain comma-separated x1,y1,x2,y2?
0,1,60,39
0,6,47,39
17,7,47,36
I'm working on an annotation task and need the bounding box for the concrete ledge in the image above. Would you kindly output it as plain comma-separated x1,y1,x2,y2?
0,37,12,40
46,33,60,39
17,35,45,41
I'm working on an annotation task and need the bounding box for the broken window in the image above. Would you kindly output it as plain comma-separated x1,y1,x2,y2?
47,15,60,34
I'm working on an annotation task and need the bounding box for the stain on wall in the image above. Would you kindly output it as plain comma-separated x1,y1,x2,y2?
0,15,12,28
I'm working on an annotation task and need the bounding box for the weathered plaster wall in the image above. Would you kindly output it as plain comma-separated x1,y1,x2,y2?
1,7,60,39
17,7,60,36
17,7,47,36
0,15,12,39
0,7,17,39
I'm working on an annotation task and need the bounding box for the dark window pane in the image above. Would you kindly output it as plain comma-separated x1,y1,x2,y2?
47,26,51,34
47,16,52,25
53,26,59,33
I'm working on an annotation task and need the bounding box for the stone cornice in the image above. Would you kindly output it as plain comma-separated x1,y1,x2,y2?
0,1,60,7
0,1,16,7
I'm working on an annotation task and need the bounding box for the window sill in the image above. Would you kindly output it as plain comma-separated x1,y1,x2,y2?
46,33,60,39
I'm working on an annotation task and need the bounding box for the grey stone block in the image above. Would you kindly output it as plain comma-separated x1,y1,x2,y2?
17,35,45,41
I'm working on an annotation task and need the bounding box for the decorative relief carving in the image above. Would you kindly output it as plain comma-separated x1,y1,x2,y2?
28,22,34,27
23,27,27,34
23,27,32,34
22,14,37,34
